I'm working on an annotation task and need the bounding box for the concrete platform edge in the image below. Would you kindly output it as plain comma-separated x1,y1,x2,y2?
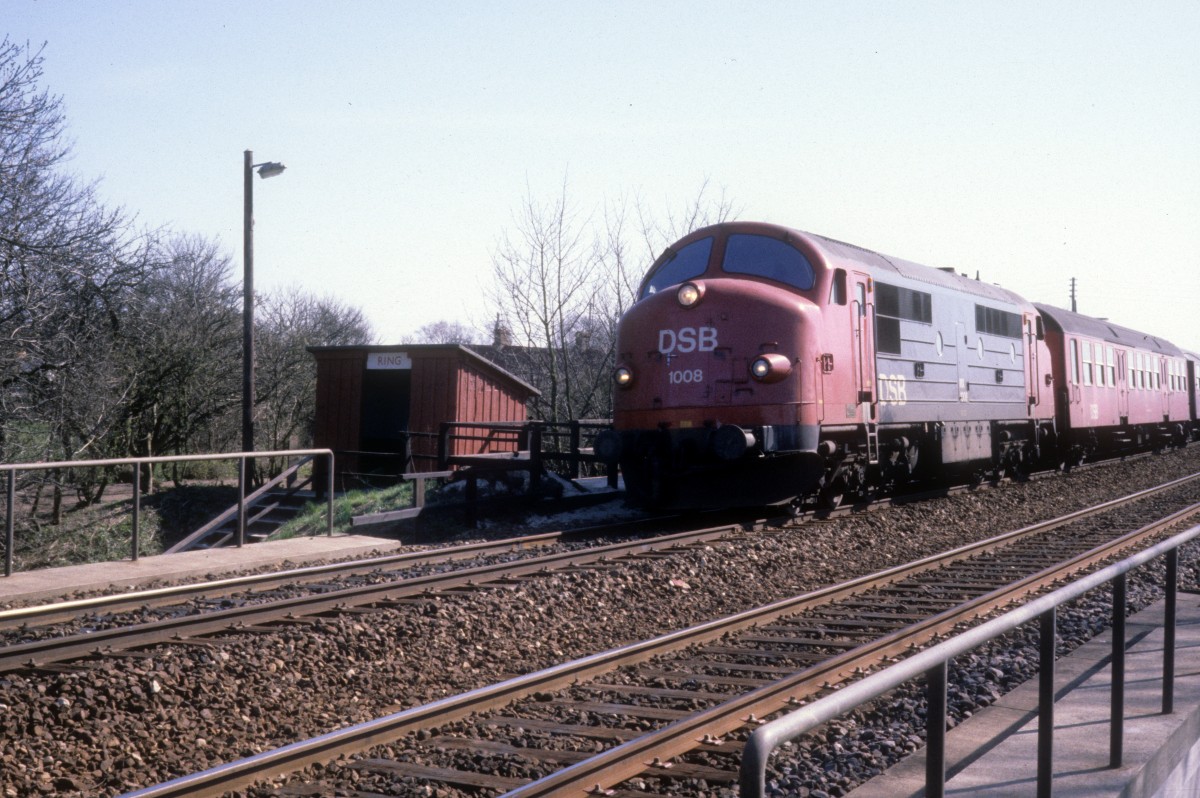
0,533,410,604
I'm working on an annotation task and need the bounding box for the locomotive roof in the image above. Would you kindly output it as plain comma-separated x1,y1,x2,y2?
801,230,1030,308
1033,303,1184,356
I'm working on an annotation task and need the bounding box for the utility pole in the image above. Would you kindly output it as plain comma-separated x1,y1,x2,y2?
1069,277,1077,313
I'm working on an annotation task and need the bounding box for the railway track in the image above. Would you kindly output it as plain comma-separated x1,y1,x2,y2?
0,475,1037,664
0,513,778,671
116,472,1200,798
0,455,1092,634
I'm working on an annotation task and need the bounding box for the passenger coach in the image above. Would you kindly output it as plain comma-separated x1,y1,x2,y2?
1035,304,1193,461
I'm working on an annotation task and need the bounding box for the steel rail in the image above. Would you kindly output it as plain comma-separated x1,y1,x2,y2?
501,500,1200,797
1,507,758,627
14,471,1197,672
740,522,1200,797
114,474,1200,798
0,519,759,672
0,528,593,628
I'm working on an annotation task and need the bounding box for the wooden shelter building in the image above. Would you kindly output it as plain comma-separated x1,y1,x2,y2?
307,344,539,488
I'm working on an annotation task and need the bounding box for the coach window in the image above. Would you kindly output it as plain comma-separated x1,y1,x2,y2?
1106,346,1116,386
722,234,815,291
640,237,713,299
1082,341,1093,386
1070,339,1080,384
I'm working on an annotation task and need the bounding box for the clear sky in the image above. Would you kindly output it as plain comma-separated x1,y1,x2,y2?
8,1,1199,350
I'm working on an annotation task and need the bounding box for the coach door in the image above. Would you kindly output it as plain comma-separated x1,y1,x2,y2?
852,275,876,415
1024,314,1040,408
1117,350,1129,421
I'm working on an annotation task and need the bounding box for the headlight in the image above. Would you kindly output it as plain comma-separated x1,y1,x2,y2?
676,282,704,307
749,354,793,384
614,366,634,387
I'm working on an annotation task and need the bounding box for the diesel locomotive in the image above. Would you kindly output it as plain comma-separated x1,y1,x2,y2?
594,222,1197,510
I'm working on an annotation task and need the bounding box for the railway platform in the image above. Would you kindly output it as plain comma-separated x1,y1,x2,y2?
0,532,408,605
850,592,1200,798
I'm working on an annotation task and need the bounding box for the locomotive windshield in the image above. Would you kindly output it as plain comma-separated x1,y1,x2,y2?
640,237,712,299
722,234,815,290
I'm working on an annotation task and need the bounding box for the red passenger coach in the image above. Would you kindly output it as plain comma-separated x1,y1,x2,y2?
1036,305,1193,460
1186,351,1200,430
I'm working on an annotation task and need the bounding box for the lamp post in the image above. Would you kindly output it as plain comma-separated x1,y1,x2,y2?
242,150,286,460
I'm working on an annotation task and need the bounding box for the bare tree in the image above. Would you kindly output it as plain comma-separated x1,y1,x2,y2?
487,178,601,423
1,38,146,472
256,286,372,469
486,177,737,423
403,319,480,345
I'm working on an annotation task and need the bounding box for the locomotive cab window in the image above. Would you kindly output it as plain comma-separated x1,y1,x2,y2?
830,269,847,306
640,237,713,299
721,234,815,291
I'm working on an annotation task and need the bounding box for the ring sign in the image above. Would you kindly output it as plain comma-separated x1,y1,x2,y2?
367,352,412,370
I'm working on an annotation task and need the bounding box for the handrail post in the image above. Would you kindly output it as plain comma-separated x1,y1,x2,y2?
326,452,334,537
5,470,14,577
1163,548,1177,715
569,420,581,480
1110,572,1126,768
131,464,141,562
438,422,450,469
237,456,247,548
530,424,543,493
926,661,948,798
1038,607,1056,798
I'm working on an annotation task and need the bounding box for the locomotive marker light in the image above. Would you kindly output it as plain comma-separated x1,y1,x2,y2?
614,366,634,387
243,150,287,460
750,353,793,384
677,281,705,307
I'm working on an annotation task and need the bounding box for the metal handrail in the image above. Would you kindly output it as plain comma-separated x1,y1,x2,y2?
739,523,1200,798
2,449,335,577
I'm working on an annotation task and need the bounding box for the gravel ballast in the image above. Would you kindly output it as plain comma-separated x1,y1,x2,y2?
1,448,1199,797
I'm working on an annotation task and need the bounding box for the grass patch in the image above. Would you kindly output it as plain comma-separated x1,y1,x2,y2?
270,482,418,539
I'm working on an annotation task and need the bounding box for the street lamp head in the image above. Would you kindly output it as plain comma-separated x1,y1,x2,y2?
254,162,286,179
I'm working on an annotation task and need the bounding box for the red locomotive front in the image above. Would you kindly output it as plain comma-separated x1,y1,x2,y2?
596,223,846,508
